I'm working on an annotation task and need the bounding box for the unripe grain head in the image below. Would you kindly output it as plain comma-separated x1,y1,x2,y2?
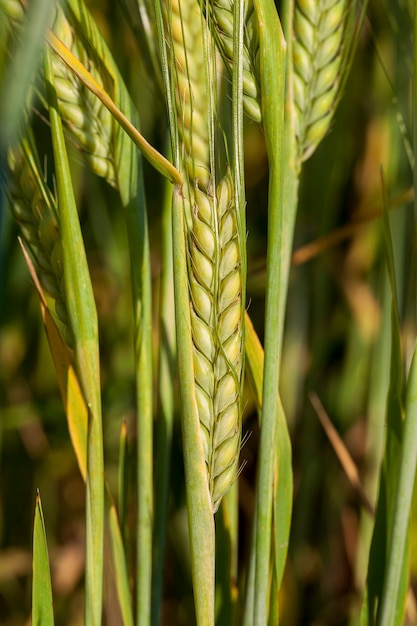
293,0,352,164
7,140,74,346
188,171,243,513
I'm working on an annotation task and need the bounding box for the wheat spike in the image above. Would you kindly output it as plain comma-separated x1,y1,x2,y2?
0,0,24,24
189,172,243,513
6,138,73,346
207,0,261,123
49,4,117,185
1,0,117,186
167,0,211,186
293,0,349,163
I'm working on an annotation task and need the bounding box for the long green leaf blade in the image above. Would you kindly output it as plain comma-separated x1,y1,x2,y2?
44,46,104,626
61,3,154,622
250,0,287,622
374,181,414,626
245,313,293,597
106,489,134,626
152,176,176,626
362,176,408,626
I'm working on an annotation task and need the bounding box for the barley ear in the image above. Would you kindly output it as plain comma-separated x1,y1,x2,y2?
6,136,73,347
189,172,244,513
293,0,359,164
166,0,211,187
205,0,262,123
49,3,117,185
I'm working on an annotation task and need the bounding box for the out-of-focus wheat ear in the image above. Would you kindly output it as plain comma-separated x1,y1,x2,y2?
0,0,24,23
206,0,262,123
0,0,23,50
0,0,117,186
166,0,211,187
293,0,355,164
6,137,73,347
189,171,244,513
49,3,117,185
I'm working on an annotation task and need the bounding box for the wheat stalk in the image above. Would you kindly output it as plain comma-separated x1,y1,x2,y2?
293,0,349,163
7,137,73,346
189,172,243,513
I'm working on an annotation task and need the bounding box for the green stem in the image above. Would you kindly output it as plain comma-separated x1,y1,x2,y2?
251,1,287,622
44,47,104,626
172,184,215,626
378,348,417,625
123,181,153,626
152,178,176,626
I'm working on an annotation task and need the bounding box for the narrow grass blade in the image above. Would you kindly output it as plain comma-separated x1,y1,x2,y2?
362,176,408,626
111,111,153,626
153,0,179,167
114,100,153,626
25,242,134,626
245,313,293,592
245,312,263,409
152,176,176,626
44,47,104,626
377,359,414,626
59,4,154,621
373,187,415,624
105,488,134,626
250,1,287,622
272,399,293,591
0,0,55,148
267,567,279,626
23,240,135,626
353,277,391,605
19,240,88,480
32,490,54,626
46,29,181,185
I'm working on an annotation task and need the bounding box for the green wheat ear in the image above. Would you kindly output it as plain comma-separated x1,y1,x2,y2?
166,0,211,187
189,172,244,513
0,0,117,185
293,0,357,164
205,0,261,123
50,4,116,183
7,136,73,347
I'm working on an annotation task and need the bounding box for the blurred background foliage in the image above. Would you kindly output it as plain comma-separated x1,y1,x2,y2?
0,0,416,624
